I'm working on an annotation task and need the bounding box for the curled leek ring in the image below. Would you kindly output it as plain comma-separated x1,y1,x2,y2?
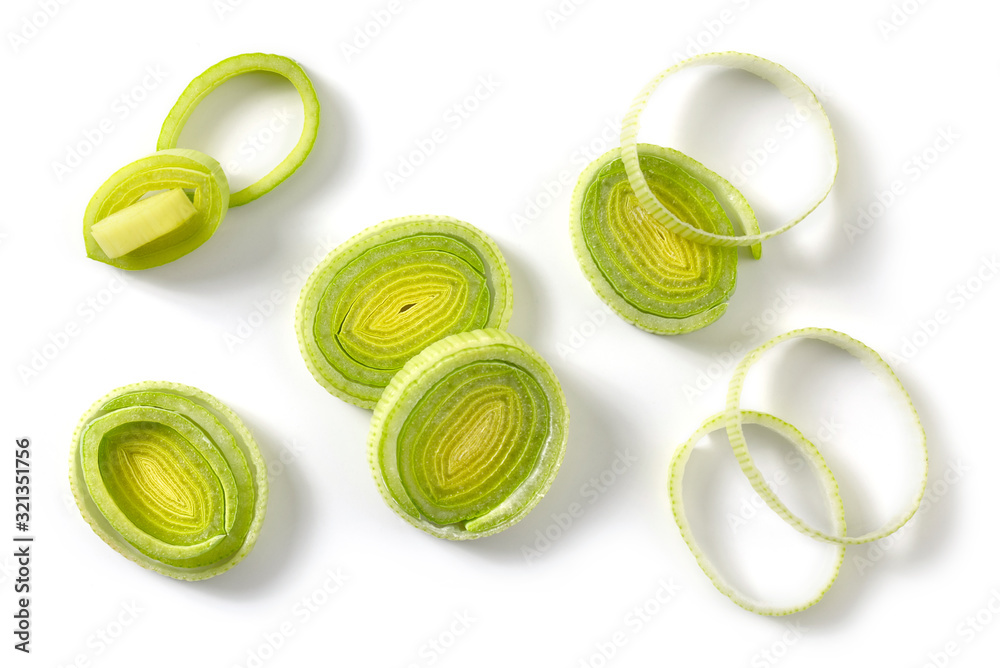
296,215,513,409
725,328,928,545
570,144,760,334
669,411,846,616
70,381,268,580
368,329,569,540
83,149,229,270
157,53,321,207
620,51,837,247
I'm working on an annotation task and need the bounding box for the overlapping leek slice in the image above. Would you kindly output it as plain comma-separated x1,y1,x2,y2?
620,52,837,247
83,149,229,270
70,382,268,580
296,216,513,409
157,52,320,207
668,328,927,614
83,53,319,269
570,144,757,334
572,52,835,334
368,329,569,539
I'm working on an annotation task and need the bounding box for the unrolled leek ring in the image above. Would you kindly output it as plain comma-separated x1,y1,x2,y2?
70,381,268,580
157,52,320,207
669,410,846,616
570,144,760,334
620,51,837,247
724,328,928,545
83,149,229,270
296,215,513,409
369,329,569,539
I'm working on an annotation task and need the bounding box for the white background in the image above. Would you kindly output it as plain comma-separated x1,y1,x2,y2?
3,0,999,666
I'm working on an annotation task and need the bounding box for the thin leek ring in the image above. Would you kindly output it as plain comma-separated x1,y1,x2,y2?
70,381,268,580
620,51,837,247
157,52,320,207
724,328,928,545
296,215,513,409
368,329,569,540
669,410,846,616
82,148,230,270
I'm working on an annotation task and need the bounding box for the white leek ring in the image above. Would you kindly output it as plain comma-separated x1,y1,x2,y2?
620,52,837,247
724,328,928,545
669,410,846,616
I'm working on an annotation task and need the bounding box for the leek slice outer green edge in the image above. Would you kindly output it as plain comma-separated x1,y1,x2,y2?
570,143,760,335
368,329,569,540
83,149,229,270
725,328,928,545
156,52,320,207
620,51,837,247
296,215,513,410
69,381,268,580
669,410,846,616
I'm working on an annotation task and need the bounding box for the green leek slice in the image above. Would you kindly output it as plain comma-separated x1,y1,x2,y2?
669,411,846,616
725,328,928,544
296,216,513,409
82,149,229,270
570,144,759,334
620,52,837,247
90,188,196,259
368,329,569,539
70,381,268,580
156,52,320,207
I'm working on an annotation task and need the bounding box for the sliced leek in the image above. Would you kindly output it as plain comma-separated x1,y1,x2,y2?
296,216,513,409
368,329,569,539
725,328,928,545
669,328,927,614
669,410,845,616
570,144,759,334
83,149,229,270
70,381,268,580
157,52,320,207
620,51,837,247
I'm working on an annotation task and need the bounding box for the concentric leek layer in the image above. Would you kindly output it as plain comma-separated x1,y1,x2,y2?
157,52,320,207
369,329,569,539
70,381,268,580
669,328,927,615
620,51,837,247
296,216,513,409
83,149,229,270
570,144,757,334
